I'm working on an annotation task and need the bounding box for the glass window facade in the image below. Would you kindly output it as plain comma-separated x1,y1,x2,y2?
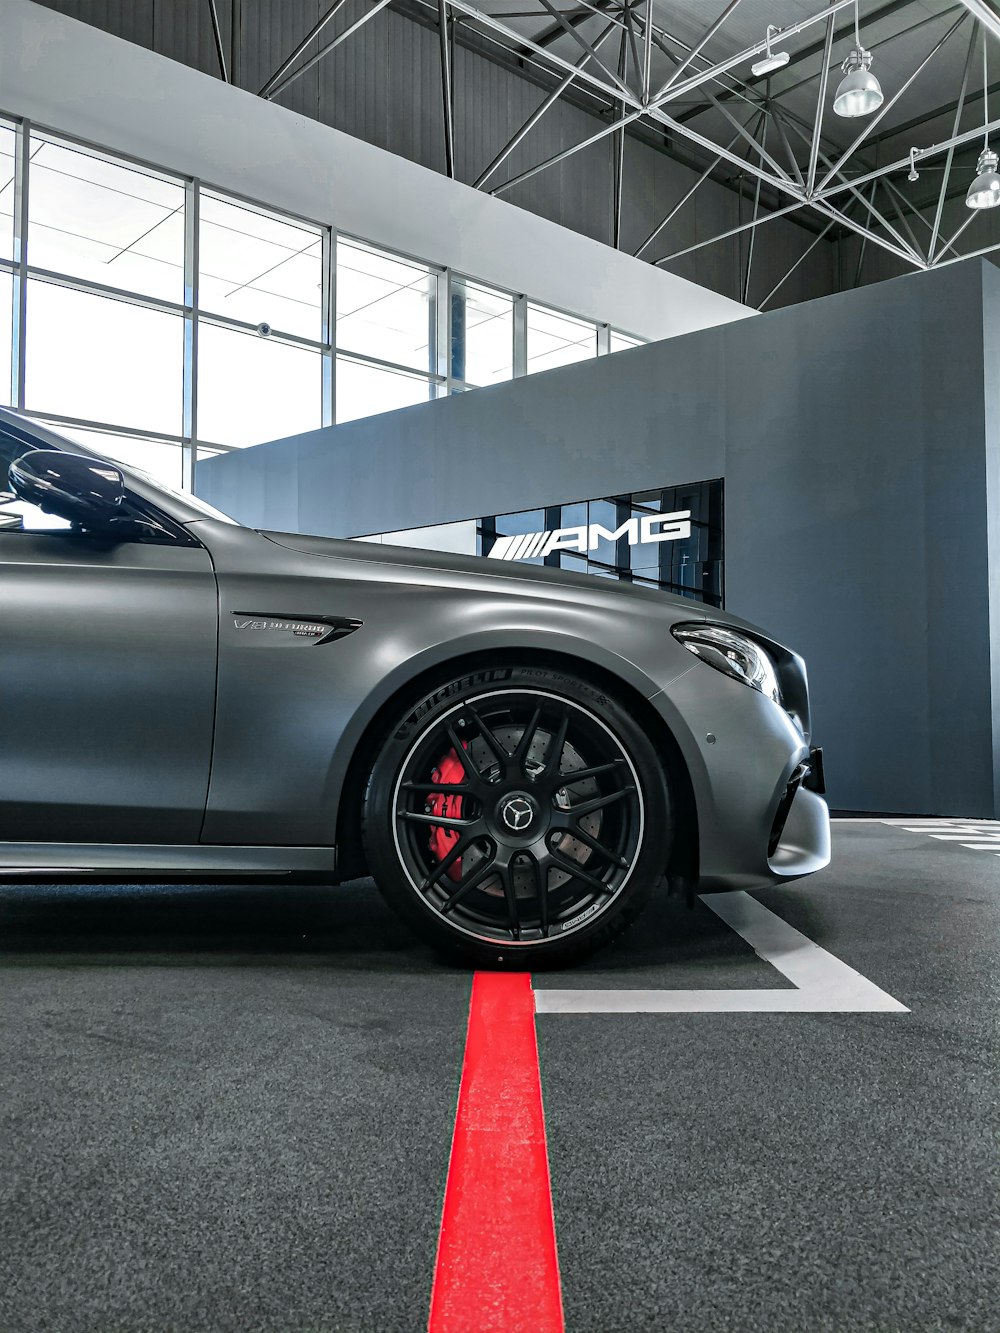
1,122,17,262
451,278,514,386
197,322,322,447
610,330,644,354
28,134,185,304
0,270,11,407
199,190,323,340
25,278,183,434
0,112,646,491
56,424,186,490
336,355,435,424
336,238,436,377
526,303,598,374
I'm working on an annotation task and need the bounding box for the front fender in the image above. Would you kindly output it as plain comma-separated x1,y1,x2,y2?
202,556,692,845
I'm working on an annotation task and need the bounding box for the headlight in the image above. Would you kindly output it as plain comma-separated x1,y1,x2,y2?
672,624,782,706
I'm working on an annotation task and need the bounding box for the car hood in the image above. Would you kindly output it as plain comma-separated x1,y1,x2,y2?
260,528,710,617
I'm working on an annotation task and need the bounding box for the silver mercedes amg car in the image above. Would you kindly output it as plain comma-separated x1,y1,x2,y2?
0,406,829,967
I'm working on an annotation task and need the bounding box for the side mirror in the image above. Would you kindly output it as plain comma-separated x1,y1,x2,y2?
8,450,127,531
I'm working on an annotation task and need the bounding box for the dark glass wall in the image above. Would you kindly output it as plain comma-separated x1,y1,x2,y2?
478,478,724,607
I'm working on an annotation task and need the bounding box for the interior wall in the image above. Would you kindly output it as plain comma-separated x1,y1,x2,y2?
30,0,838,311
197,261,999,818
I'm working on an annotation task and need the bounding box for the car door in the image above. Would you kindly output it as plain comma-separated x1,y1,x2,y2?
0,436,218,845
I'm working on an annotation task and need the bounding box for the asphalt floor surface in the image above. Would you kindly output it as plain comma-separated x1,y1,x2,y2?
0,822,996,1332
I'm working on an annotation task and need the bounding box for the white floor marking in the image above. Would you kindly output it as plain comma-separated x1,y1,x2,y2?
927,833,1000,841
886,817,1000,863
534,891,909,1015
883,817,1000,827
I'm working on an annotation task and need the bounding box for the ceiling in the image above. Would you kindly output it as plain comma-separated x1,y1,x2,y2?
369,0,1000,275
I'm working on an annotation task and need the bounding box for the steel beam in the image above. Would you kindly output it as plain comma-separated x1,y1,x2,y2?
932,207,978,263
657,0,746,95
853,192,876,285
265,0,394,100
931,234,1000,269
621,1,642,100
814,115,1000,202
771,104,805,186
743,114,766,304
758,218,836,309
520,0,618,56
534,0,633,97
613,30,627,249
778,106,925,263
642,0,653,101
929,23,977,262
634,13,795,183
958,1,1000,43
633,130,742,257
807,3,836,196
258,0,350,97
655,198,822,266
207,0,229,82
439,0,456,178
473,22,616,189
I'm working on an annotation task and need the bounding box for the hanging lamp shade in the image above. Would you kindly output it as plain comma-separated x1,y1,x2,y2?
967,148,1000,209
834,46,883,118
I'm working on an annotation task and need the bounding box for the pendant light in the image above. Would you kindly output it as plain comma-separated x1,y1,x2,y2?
751,26,790,77
967,30,1000,210
834,0,884,118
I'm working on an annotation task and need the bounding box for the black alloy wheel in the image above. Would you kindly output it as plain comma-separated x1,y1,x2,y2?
363,666,673,967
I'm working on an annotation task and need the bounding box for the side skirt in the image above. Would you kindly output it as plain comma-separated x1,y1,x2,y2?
0,842,337,883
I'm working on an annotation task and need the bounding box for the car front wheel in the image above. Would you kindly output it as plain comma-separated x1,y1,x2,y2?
362,665,673,968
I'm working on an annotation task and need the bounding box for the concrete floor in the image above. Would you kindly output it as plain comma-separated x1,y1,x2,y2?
0,823,996,1332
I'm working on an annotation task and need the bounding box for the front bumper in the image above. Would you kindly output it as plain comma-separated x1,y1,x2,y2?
767,756,831,879
649,660,831,892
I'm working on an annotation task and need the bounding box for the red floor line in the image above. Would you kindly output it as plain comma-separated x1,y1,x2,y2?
428,971,564,1333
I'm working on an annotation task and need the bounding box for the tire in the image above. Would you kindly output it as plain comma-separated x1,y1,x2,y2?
362,663,673,969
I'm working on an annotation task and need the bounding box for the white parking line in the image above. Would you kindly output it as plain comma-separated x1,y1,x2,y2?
925,835,1000,842
534,892,909,1015
883,818,1000,828
885,818,1000,861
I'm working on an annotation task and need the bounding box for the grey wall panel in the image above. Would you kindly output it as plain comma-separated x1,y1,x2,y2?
153,0,230,81
35,0,154,47
317,8,392,154
198,260,999,816
387,12,447,177
244,0,322,117
722,261,993,817
981,260,1000,810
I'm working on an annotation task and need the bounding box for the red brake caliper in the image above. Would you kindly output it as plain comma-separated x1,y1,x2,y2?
427,748,466,881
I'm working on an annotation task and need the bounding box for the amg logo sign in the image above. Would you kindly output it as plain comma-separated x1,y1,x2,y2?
487,511,692,561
